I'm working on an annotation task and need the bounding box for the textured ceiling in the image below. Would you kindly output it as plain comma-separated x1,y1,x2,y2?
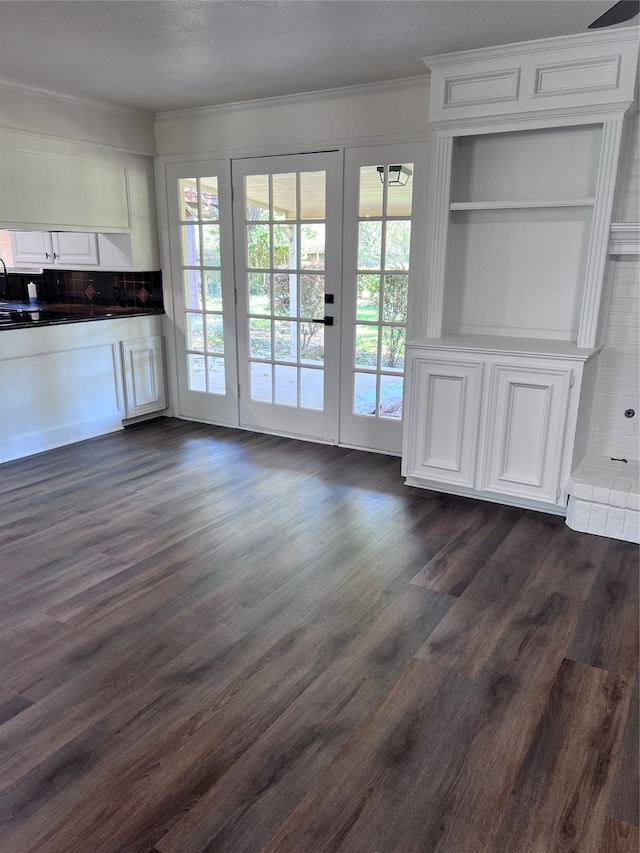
0,1,622,113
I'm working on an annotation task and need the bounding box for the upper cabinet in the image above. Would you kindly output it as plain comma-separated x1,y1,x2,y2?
424,29,640,125
422,28,640,350
11,231,99,267
0,130,160,270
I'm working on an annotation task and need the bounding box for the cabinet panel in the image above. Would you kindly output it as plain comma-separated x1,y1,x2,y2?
10,231,53,265
0,148,130,230
52,232,98,265
121,336,166,419
481,363,572,503
406,356,483,487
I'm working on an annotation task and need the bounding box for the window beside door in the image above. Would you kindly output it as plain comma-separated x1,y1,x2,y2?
352,163,414,420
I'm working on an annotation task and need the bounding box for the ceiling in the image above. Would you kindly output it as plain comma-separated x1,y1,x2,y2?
0,1,628,114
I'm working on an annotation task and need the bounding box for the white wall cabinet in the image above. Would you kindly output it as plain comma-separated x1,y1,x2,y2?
121,335,166,419
8,230,146,271
10,231,99,267
402,339,599,513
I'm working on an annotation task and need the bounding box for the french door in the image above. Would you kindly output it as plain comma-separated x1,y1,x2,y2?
232,152,342,442
166,143,428,453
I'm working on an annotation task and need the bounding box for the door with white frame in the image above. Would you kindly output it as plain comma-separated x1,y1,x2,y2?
339,143,429,455
166,160,239,426
232,152,342,443
166,145,428,453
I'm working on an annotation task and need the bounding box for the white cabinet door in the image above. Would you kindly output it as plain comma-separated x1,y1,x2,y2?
404,355,484,487
52,232,99,265
479,362,573,504
10,231,54,265
121,336,166,419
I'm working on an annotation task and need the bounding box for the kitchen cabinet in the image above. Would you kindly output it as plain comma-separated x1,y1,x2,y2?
402,339,599,513
0,315,167,463
121,335,166,419
10,231,99,267
7,230,152,272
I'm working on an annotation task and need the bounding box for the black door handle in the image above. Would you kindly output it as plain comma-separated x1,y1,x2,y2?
312,316,334,326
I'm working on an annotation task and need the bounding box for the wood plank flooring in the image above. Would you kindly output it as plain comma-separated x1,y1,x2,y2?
0,417,637,853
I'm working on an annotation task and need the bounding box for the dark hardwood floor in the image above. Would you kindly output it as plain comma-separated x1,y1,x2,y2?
0,417,637,853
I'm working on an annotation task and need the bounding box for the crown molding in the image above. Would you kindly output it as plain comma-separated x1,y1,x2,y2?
609,223,640,255
423,26,640,69
155,75,429,122
0,77,154,119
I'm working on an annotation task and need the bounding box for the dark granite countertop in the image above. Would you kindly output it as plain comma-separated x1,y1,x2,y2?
0,303,165,330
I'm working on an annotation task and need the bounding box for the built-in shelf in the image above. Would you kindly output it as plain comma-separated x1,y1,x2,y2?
449,198,596,211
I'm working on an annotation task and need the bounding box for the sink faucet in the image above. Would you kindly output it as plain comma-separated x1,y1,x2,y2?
0,258,8,300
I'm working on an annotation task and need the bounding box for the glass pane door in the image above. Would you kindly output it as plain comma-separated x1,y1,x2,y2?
166,160,238,426
233,152,341,442
340,143,429,454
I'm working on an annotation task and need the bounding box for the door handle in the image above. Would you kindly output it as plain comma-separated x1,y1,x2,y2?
312,316,334,326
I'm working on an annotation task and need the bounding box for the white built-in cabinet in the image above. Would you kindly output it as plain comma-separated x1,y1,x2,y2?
402,28,639,513
0,318,167,463
8,230,145,271
11,231,99,267
121,335,166,419
403,339,598,512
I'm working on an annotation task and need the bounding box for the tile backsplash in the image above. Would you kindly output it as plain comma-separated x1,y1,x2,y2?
4,269,163,311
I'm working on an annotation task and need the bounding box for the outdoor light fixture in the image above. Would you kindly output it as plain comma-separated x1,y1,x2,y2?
377,165,412,186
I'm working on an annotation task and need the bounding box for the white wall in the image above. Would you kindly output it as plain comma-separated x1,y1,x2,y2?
155,78,431,157
591,112,640,460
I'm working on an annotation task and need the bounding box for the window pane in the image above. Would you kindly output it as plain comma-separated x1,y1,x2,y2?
300,224,325,269
181,224,200,266
273,173,297,220
186,313,204,351
381,326,406,371
246,175,269,219
207,356,225,394
300,368,323,410
273,273,294,317
200,177,219,220
386,164,414,217
356,274,380,321
202,224,221,267
250,362,272,402
300,274,323,319
301,324,324,364
275,321,298,362
187,354,206,391
355,324,378,368
380,374,403,419
250,318,271,358
247,224,270,269
354,372,377,415
359,165,384,218
274,224,297,269
382,275,408,322
384,221,411,270
205,314,224,353
249,273,271,315
204,270,222,311
179,179,198,221
358,221,382,270
183,269,202,310
300,171,325,219
275,365,298,406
